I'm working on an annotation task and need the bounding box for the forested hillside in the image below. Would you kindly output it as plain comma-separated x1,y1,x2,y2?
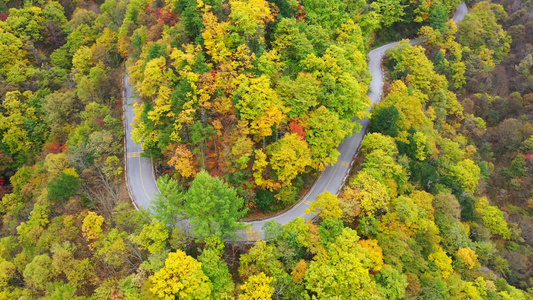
0,0,532,299
123,0,470,212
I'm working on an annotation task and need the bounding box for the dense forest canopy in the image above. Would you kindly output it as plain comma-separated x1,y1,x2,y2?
124,0,467,211
0,0,532,299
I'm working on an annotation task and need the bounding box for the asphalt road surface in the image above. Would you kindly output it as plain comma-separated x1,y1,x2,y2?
123,73,160,212
123,3,468,240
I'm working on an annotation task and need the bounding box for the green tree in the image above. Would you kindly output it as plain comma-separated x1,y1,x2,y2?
429,3,448,31
376,265,408,300
185,171,248,240
370,105,401,137
474,198,511,239
255,189,276,213
198,237,235,299
296,0,355,32
303,54,369,121
43,282,79,300
5,6,45,40
23,254,53,291
69,8,97,30
277,73,320,117
94,229,131,269
272,18,314,63
95,0,128,31
43,90,77,139
457,2,511,67
16,203,50,246
151,175,186,227
371,0,405,27
48,171,81,202
238,239,290,294
51,243,95,289
130,220,169,255
306,106,355,170
189,122,217,169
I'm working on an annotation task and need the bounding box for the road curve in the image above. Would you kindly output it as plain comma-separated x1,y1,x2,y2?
123,3,468,239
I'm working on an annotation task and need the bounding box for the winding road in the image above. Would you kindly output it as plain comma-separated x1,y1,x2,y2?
123,3,468,239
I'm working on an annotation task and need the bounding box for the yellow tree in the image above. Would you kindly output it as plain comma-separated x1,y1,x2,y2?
0,261,16,291
229,122,254,170
0,28,33,83
235,75,286,140
229,0,274,41
389,40,443,94
131,102,158,149
410,190,435,219
72,46,93,76
167,144,199,178
0,91,37,156
306,191,343,219
267,133,312,188
457,2,511,67
130,55,176,150
139,56,174,126
456,247,480,270
201,9,232,64
44,153,70,178
343,171,391,217
252,149,269,188
82,211,104,251
378,80,431,132
149,250,212,300
238,272,275,300
428,249,454,279
358,239,384,273
450,159,481,194
252,106,283,139
361,133,399,156
442,20,467,89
